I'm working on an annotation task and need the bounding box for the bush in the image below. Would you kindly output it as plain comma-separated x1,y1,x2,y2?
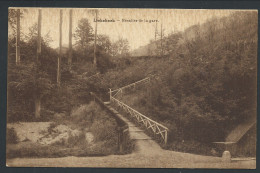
90,118,117,142
70,102,97,128
65,131,86,148
6,128,18,144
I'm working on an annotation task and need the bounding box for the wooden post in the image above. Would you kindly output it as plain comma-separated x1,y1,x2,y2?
222,151,231,162
109,88,111,101
165,130,168,144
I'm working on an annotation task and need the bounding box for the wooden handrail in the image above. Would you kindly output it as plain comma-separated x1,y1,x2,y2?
110,77,150,93
108,74,169,144
111,95,168,144
111,96,168,130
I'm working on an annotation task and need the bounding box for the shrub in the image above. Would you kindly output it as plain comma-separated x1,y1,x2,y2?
66,131,86,148
6,128,18,144
70,102,97,128
90,118,117,142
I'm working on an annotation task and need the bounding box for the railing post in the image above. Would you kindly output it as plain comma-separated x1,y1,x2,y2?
165,130,168,144
109,88,111,102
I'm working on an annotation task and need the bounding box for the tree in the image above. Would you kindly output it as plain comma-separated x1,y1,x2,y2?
97,34,112,54
88,9,99,66
110,42,119,57
8,9,54,121
158,23,165,56
37,9,42,61
74,18,94,58
34,9,42,118
16,9,20,65
57,9,62,87
8,9,18,32
8,9,28,37
94,10,98,66
154,10,158,52
111,38,130,58
164,32,182,55
68,9,73,67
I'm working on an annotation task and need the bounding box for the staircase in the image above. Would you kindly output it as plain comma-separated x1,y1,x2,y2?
105,102,152,141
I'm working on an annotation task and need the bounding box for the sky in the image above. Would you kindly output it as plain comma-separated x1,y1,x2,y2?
9,8,237,50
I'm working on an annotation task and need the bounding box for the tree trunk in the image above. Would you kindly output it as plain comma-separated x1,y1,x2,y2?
57,9,62,87
160,23,163,56
16,9,20,65
155,11,158,42
37,9,42,61
34,9,42,118
35,97,41,118
155,10,158,56
68,9,72,67
93,10,98,66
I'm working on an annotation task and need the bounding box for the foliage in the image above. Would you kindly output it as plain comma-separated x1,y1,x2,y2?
6,128,18,144
8,9,28,36
8,22,56,121
111,38,130,58
74,18,94,56
89,11,257,156
97,34,112,55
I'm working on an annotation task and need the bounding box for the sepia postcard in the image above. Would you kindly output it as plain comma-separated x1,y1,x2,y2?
6,8,257,168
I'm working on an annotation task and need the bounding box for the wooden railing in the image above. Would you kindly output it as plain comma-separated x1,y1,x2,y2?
110,76,151,98
110,94,168,144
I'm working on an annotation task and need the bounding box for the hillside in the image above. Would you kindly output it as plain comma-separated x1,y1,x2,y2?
88,11,257,157
130,42,156,57
130,32,182,57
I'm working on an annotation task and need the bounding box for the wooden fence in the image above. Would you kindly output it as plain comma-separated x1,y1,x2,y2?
110,76,151,98
109,81,169,144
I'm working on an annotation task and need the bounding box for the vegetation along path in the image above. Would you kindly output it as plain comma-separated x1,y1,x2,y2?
7,105,256,168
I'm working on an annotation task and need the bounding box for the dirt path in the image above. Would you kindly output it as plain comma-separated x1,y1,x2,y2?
6,147,256,168
6,106,256,168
